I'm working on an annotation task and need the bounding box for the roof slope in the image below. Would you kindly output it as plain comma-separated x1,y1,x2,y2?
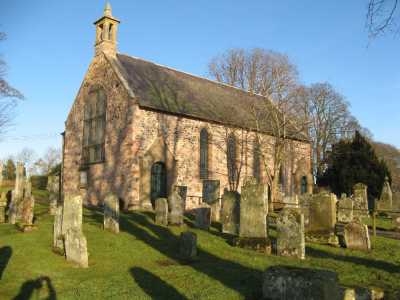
111,53,308,142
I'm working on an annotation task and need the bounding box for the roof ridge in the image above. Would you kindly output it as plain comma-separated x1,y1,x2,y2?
116,52,269,100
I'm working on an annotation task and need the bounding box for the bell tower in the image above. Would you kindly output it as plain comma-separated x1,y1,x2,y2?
94,2,120,57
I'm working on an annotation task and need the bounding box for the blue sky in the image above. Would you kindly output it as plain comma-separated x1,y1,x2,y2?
0,0,399,159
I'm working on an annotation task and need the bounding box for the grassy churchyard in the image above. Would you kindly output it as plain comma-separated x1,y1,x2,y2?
0,191,400,300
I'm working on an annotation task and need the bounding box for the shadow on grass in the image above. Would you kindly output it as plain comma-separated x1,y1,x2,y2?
13,276,56,300
0,246,12,280
130,267,188,300
306,246,399,274
119,211,263,299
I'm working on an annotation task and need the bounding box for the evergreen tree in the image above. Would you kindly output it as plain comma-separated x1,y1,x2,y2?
5,159,16,180
318,131,391,200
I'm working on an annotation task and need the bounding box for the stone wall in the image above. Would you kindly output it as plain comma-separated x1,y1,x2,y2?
63,53,312,210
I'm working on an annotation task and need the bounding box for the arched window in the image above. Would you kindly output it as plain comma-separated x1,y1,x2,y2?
199,128,209,179
150,162,167,207
300,176,307,195
253,140,261,182
227,133,237,184
83,88,106,164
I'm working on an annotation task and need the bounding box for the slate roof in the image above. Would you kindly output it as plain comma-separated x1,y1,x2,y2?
108,53,308,142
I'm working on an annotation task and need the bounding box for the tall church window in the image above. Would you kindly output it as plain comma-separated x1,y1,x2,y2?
227,133,237,184
83,88,106,164
253,140,261,182
301,176,307,195
199,128,209,179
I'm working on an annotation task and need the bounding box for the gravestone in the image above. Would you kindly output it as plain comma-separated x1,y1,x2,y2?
393,216,400,232
276,209,305,259
262,266,342,300
104,193,119,233
168,186,184,225
155,198,168,225
179,231,197,260
221,190,240,235
353,183,369,218
53,205,64,252
62,194,83,235
8,191,18,224
376,176,392,211
202,180,220,205
195,206,211,230
307,192,337,244
8,163,25,224
340,221,371,251
47,176,60,215
0,192,6,223
337,196,353,223
239,177,267,238
210,200,220,222
20,195,35,226
64,228,89,268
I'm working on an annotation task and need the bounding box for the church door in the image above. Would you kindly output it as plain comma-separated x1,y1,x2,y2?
150,162,167,207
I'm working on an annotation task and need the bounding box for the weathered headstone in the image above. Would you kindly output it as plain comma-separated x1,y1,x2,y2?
53,205,64,252
307,192,338,244
195,206,211,230
337,196,353,223
104,193,119,233
47,176,60,215
0,192,6,223
340,221,371,251
168,187,184,225
179,231,197,260
8,191,18,224
20,195,35,226
376,176,392,211
210,200,220,222
221,190,240,235
155,197,168,225
239,177,267,238
8,163,25,224
276,209,305,259
353,183,369,218
64,228,89,268
202,180,220,205
262,266,342,300
61,194,83,235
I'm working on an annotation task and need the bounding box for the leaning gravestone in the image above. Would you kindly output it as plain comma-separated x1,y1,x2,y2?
221,190,240,235
276,209,305,259
340,221,371,251
195,206,211,230
168,187,184,225
337,196,353,223
104,193,119,233
53,205,64,253
47,176,60,215
376,176,392,211
179,231,197,260
353,183,369,218
307,192,338,244
64,228,89,268
155,198,168,225
0,192,6,223
239,177,267,238
61,194,83,235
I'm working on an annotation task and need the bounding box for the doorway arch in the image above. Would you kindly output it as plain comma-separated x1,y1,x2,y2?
150,162,167,207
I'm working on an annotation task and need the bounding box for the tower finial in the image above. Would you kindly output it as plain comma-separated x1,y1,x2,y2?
104,2,112,17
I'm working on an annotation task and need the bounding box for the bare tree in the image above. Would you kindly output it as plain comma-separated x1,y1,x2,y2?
367,0,399,37
34,147,61,175
0,31,23,136
208,48,309,206
16,147,37,176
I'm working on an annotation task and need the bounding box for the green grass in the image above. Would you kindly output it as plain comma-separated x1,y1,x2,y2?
363,215,396,231
1,197,400,299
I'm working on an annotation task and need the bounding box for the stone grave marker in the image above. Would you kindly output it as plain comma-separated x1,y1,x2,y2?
353,183,369,218
179,231,197,260
61,194,83,235
168,187,183,225
276,209,305,259
239,177,267,238
340,221,371,251
337,196,353,223
53,205,64,252
195,206,211,230
0,192,6,223
376,176,392,211
155,198,168,225
64,228,89,268
221,190,240,235
202,180,220,205
104,193,119,233
47,176,60,215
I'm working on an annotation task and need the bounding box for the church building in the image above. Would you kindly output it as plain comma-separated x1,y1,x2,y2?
62,3,312,210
